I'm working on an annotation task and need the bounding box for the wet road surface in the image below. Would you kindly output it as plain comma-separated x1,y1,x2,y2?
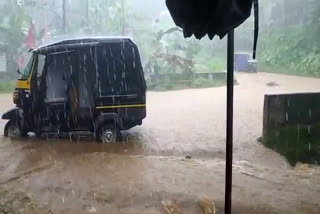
0,72,320,213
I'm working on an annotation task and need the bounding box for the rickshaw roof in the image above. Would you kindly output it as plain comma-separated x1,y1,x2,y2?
35,37,135,55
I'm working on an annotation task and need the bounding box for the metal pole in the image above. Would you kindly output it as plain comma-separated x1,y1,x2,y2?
225,29,234,214
121,0,125,35
86,0,89,26
62,0,66,32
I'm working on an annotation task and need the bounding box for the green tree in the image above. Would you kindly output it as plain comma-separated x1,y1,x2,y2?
0,1,31,72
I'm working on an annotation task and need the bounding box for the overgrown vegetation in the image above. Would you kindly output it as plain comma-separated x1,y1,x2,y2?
0,0,228,92
1,0,319,92
259,29,320,76
258,0,320,77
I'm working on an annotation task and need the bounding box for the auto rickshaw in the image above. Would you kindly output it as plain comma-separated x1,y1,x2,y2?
2,37,147,143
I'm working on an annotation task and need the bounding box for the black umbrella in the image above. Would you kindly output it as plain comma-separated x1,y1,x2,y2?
165,1,259,213
166,0,258,58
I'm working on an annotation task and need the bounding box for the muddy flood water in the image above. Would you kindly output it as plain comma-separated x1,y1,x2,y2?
0,72,320,214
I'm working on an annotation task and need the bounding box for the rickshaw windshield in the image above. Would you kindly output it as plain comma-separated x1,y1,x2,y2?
20,54,34,79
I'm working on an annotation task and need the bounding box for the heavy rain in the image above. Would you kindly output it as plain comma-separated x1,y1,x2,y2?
0,0,320,213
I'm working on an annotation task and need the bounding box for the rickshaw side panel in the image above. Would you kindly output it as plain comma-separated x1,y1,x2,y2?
94,40,147,131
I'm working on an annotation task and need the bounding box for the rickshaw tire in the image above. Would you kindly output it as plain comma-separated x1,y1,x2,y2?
4,120,27,137
96,122,120,143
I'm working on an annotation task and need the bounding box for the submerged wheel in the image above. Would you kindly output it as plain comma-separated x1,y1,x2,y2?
98,123,119,144
4,120,26,138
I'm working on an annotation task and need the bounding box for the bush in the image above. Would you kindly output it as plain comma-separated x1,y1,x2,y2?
206,58,226,73
194,57,226,73
259,27,320,77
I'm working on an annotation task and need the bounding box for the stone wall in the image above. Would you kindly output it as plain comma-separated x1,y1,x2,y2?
263,93,320,165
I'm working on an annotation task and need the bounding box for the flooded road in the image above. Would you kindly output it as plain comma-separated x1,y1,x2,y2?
0,72,320,213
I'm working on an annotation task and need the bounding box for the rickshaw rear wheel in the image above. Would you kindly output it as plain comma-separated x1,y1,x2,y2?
97,123,120,144
4,120,27,138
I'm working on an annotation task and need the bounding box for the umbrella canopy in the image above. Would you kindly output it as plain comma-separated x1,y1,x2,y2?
166,0,259,58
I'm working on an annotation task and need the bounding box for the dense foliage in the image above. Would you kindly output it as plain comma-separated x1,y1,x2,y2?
258,0,320,76
0,0,319,92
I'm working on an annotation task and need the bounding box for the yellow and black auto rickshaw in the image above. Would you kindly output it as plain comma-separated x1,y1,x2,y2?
2,37,147,143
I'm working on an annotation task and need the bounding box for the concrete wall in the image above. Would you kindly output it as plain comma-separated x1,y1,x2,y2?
263,93,320,165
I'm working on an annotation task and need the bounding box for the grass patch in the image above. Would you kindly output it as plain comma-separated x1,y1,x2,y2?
0,80,15,93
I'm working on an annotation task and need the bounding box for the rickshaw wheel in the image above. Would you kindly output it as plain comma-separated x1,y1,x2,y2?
98,123,119,144
4,120,27,138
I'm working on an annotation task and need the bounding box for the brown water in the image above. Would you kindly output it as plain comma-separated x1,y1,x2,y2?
0,72,320,214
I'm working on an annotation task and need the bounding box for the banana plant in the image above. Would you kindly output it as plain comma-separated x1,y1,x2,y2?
145,24,201,81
